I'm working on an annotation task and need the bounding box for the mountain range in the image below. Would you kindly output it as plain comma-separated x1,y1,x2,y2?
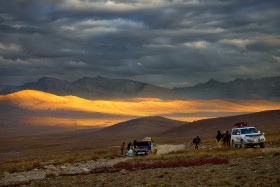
173,77,280,100
1,76,280,100
0,76,185,100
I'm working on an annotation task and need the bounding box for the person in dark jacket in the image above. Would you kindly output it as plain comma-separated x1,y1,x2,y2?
216,130,222,148
225,130,231,147
193,136,201,150
133,140,137,148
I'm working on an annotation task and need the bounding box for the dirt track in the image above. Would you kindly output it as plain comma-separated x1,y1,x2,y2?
157,144,185,154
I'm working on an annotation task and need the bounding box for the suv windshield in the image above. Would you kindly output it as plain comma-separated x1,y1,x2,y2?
135,142,149,148
241,128,258,134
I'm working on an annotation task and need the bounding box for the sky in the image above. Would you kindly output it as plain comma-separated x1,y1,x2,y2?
0,0,279,88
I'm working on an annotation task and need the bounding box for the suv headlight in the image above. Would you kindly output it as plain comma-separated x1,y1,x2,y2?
260,135,265,141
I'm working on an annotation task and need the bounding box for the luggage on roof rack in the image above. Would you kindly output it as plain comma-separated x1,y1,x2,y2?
235,122,248,127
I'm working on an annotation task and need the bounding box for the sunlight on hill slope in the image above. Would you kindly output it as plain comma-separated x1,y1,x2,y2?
1,90,280,127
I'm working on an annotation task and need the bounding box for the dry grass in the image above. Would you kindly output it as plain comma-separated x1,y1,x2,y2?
264,130,280,145
207,177,231,186
0,146,120,174
0,129,279,175
133,129,280,163
45,171,57,178
133,147,275,163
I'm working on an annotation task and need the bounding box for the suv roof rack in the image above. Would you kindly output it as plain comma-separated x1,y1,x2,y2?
234,122,248,127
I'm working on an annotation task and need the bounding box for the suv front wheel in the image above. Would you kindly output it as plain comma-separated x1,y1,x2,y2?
232,140,237,148
260,142,265,148
241,139,247,149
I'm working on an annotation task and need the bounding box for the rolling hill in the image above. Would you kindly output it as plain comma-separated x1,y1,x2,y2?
0,109,280,158
1,90,280,129
75,110,280,150
97,116,185,136
163,110,280,138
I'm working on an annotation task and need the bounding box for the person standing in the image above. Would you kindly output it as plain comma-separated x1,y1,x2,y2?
127,142,132,156
193,136,201,150
216,130,222,148
148,142,152,155
222,131,227,147
133,140,137,148
120,142,125,156
225,130,231,147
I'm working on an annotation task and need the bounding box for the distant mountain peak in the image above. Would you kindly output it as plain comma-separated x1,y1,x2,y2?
95,75,106,79
206,78,219,84
173,76,280,100
37,76,61,83
77,76,109,82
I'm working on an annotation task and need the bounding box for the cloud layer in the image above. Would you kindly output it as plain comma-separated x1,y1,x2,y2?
0,0,279,87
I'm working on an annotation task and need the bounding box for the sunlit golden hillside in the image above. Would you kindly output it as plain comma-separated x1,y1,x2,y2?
1,90,280,127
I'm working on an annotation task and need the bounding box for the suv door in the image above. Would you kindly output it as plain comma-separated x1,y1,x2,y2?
231,129,241,145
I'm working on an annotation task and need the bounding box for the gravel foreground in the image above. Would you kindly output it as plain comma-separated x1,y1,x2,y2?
1,145,280,187
30,155,280,187
0,144,183,186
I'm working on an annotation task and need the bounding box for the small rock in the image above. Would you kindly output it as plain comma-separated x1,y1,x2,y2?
230,163,239,166
48,165,57,170
120,169,126,173
60,166,67,169
82,168,89,173
3,172,10,176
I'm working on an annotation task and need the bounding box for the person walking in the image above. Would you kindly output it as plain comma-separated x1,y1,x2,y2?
216,130,222,148
120,142,125,156
193,136,201,150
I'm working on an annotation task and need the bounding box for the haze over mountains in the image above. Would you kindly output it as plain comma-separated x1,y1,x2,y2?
0,76,185,100
173,77,280,100
1,76,280,101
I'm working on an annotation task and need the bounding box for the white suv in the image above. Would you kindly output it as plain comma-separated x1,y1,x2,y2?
231,123,265,148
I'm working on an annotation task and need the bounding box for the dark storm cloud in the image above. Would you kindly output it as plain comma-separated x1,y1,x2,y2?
0,0,279,87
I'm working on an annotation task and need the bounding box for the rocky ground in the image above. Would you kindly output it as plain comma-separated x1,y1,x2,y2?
0,144,184,186
0,145,280,187
31,156,280,187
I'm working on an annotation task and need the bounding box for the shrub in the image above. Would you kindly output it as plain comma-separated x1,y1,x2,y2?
91,157,229,174
45,171,57,178
273,151,280,157
207,177,231,186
